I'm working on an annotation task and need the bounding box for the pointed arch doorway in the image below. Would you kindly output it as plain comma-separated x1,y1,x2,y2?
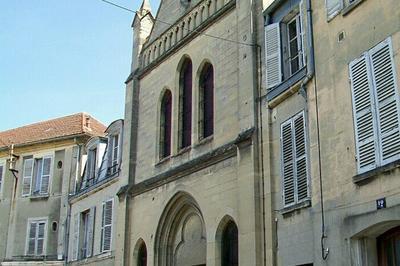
155,192,207,266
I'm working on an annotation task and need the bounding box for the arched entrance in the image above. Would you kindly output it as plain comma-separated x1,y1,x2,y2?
155,192,206,266
377,226,400,266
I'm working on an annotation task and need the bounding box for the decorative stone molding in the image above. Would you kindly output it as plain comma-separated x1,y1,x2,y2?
140,0,235,69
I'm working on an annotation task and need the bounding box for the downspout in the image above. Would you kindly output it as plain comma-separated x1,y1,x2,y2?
300,0,329,260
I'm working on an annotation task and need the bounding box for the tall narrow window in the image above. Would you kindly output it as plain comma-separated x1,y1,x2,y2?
222,221,238,266
179,58,193,149
160,90,172,159
26,219,47,256
110,134,119,174
137,242,147,266
199,63,214,139
101,199,113,252
0,164,4,195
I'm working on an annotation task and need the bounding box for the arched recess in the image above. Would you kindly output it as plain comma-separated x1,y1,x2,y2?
177,56,193,150
215,215,238,266
159,89,172,159
198,61,214,139
133,239,148,266
155,192,206,266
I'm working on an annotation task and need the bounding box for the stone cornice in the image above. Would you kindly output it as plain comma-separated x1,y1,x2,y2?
121,127,254,197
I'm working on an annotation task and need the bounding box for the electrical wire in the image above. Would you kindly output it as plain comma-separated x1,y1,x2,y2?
98,0,254,47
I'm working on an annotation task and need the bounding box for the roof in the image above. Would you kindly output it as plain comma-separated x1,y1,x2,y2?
0,113,107,149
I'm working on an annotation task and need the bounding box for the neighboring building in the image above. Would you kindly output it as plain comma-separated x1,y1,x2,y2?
262,0,400,265
67,119,124,266
116,0,265,265
0,113,106,265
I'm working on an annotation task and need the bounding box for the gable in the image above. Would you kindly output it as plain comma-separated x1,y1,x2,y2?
147,0,203,43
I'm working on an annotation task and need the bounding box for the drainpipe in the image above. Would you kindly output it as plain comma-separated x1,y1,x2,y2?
299,0,329,261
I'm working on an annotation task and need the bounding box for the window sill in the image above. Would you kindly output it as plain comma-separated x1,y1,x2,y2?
155,155,171,167
194,135,213,147
29,194,49,200
280,199,311,216
342,0,365,16
353,159,400,185
266,66,307,102
174,146,191,157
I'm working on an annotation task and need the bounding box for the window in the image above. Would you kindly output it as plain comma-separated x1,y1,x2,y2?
101,199,113,252
22,156,52,197
199,63,214,139
110,134,119,174
160,90,172,159
265,1,305,92
349,37,400,174
377,226,400,266
26,218,47,256
84,148,97,187
221,221,238,266
137,242,147,266
280,111,309,207
72,207,95,260
325,0,361,20
178,58,193,149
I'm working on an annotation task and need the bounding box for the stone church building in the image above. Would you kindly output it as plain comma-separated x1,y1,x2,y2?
115,0,266,265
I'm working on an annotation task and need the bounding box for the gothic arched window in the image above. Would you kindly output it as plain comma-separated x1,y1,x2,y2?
222,221,238,266
199,63,214,139
137,242,147,266
179,58,192,149
160,90,172,159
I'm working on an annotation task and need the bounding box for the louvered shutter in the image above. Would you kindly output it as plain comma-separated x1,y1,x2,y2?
27,222,37,255
22,159,34,196
36,222,45,255
299,1,306,67
40,156,51,194
102,200,113,252
326,0,343,20
369,38,400,165
0,165,3,194
265,23,282,89
72,213,79,261
86,207,95,257
293,112,309,201
349,54,379,173
281,120,295,206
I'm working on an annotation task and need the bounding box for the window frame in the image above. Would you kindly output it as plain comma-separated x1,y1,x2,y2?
178,58,193,150
109,134,120,174
349,37,400,174
0,161,5,198
280,111,310,208
101,198,114,253
159,89,173,160
198,63,214,140
21,153,53,197
25,217,48,256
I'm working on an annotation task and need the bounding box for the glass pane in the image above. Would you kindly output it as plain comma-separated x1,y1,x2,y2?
290,39,299,58
395,239,400,266
288,20,297,40
387,240,394,266
291,57,300,74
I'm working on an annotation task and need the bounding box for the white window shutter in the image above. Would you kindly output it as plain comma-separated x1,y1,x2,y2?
293,112,309,201
22,159,34,196
326,0,343,20
265,23,282,89
27,222,37,255
369,38,400,165
0,165,3,193
36,222,45,255
299,1,306,67
281,120,295,206
40,157,51,194
102,200,113,252
349,54,379,173
87,207,95,257
72,213,79,261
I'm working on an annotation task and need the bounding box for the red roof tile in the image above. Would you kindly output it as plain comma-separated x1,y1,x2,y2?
0,113,107,149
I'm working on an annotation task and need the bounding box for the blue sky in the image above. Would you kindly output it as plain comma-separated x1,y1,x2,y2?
0,0,159,131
